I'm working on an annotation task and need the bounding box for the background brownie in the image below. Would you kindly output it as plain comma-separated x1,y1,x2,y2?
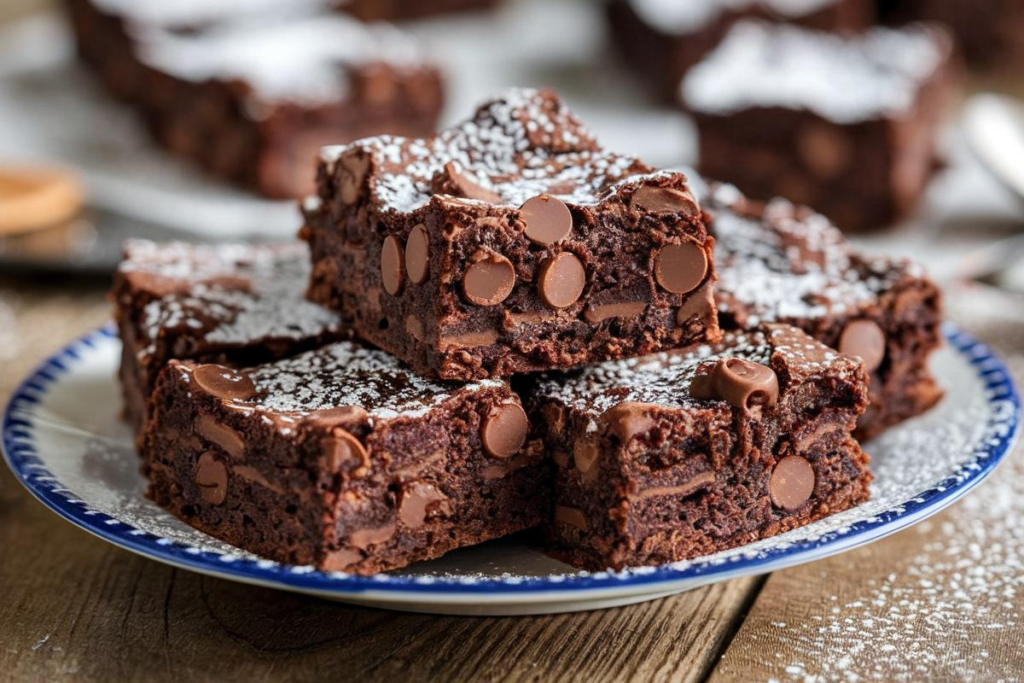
704,182,944,439
303,88,720,380
682,21,957,233
112,240,347,432
65,0,445,198
527,324,872,571
607,0,873,102
142,341,549,574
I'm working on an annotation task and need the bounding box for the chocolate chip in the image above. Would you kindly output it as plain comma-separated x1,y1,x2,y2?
655,242,707,294
463,253,515,306
349,523,396,550
196,415,244,460
339,151,370,205
690,358,779,412
405,224,430,284
443,161,500,203
406,314,425,341
583,301,646,323
631,185,698,216
481,402,529,459
192,364,255,401
538,252,586,309
195,451,227,505
573,439,600,477
303,405,369,428
554,505,589,531
839,320,886,372
380,235,405,296
321,548,362,572
603,402,654,441
520,194,572,245
769,455,815,510
325,429,368,474
399,482,449,529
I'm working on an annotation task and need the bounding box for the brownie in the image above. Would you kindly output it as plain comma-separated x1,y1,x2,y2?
111,240,348,432
682,21,957,233
141,340,549,574
64,0,445,198
527,324,872,571
607,0,873,102
302,88,720,381
880,0,1024,69
702,181,944,439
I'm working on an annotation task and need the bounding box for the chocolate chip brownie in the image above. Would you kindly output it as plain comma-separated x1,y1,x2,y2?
608,0,873,102
65,0,445,198
302,88,720,380
112,240,348,432
527,324,872,571
141,341,549,574
682,21,957,232
704,181,944,439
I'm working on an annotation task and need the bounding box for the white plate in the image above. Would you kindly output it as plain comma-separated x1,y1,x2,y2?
2,324,1019,615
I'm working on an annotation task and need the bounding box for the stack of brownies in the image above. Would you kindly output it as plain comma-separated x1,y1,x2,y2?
116,89,943,573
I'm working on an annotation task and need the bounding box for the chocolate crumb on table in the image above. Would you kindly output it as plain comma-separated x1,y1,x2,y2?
141,340,549,574
682,21,957,233
64,0,445,198
111,240,348,433
526,324,872,571
302,88,720,381
702,181,944,439
607,0,873,102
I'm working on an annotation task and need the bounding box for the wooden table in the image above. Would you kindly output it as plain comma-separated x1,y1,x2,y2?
1,270,1023,683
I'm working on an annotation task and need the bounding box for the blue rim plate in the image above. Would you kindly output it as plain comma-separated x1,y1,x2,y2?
2,323,1020,615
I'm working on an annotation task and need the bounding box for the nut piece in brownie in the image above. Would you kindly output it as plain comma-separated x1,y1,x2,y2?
682,21,957,232
141,341,549,574
303,88,720,380
704,181,944,439
64,0,444,198
527,324,871,571
607,0,873,102
112,240,348,432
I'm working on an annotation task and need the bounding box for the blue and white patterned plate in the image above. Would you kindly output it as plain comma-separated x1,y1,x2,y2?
2,324,1019,615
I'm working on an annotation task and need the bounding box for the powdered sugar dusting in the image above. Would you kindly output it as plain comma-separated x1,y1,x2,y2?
708,184,909,325
320,88,678,212
535,326,852,415
630,0,838,34
121,240,344,365
682,22,946,122
241,341,504,420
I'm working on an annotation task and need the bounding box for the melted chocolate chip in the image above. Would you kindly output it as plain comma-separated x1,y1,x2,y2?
520,194,572,245
339,151,370,205
195,451,227,505
442,161,501,203
192,364,255,400
405,224,430,284
380,236,405,296
655,242,708,294
631,185,699,216
537,252,586,309
326,430,368,474
196,415,244,460
463,253,516,306
839,319,886,372
769,455,815,510
690,358,779,412
399,482,449,529
481,403,529,459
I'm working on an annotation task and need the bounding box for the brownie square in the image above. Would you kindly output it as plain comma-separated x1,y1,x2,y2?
111,240,348,432
141,341,549,574
703,181,944,439
881,0,1024,68
607,0,873,102
64,0,445,198
303,88,720,380
682,21,957,233
527,324,872,571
